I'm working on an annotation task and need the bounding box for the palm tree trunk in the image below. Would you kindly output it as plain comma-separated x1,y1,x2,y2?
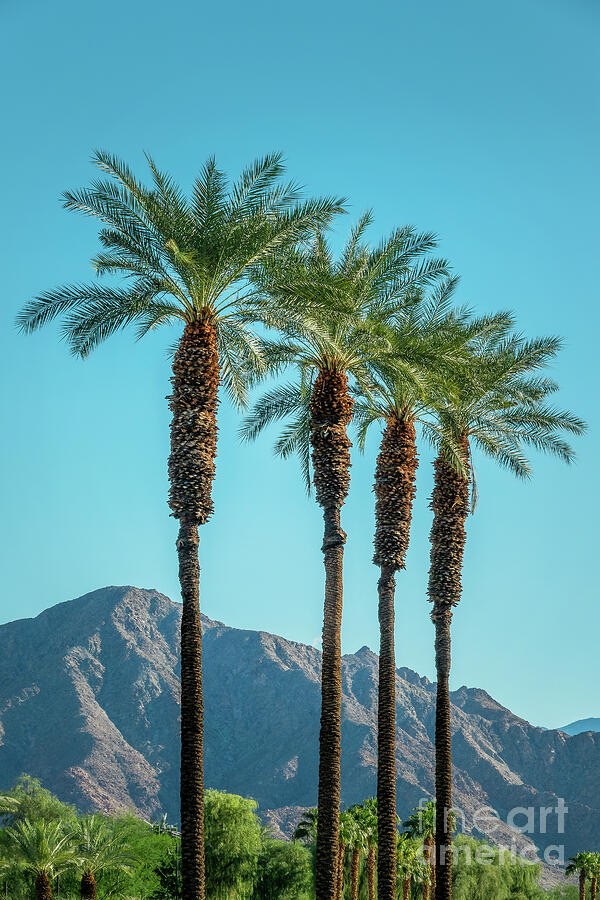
434,612,452,900
168,320,220,900
592,876,597,900
428,448,469,900
367,841,376,900
422,839,431,900
35,873,53,900
373,418,418,900
376,565,396,900
336,843,346,900
80,870,97,900
311,369,353,900
580,871,586,900
403,877,410,900
350,848,361,900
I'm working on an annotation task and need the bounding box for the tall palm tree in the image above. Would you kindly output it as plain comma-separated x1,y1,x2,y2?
429,328,586,900
75,816,135,899
353,278,492,900
242,215,447,899
16,150,344,900
567,852,592,900
5,820,77,900
404,803,436,900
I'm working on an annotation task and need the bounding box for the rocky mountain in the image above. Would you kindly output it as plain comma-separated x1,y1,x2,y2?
1,586,598,870
560,719,600,736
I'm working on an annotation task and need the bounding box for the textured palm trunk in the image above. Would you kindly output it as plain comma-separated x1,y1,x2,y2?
428,448,470,900
168,320,220,900
335,843,346,900
579,871,586,900
592,876,597,900
373,418,418,900
367,841,376,900
311,369,353,900
35,873,53,900
434,613,452,900
80,870,97,900
422,837,433,900
403,877,410,900
350,848,361,900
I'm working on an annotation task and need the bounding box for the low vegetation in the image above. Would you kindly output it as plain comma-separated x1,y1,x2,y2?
1,777,594,899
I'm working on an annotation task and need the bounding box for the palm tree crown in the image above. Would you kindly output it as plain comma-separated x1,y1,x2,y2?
16,150,345,409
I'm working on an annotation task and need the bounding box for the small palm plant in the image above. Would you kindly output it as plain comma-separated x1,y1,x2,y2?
242,215,447,899
336,811,355,900
589,852,600,900
428,327,585,900
294,808,318,845
76,816,135,899
396,833,428,900
567,852,593,900
363,798,379,900
347,805,369,900
5,819,78,900
404,803,436,900
16,150,344,900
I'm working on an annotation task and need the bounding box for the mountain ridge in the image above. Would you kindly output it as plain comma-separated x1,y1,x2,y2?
1,585,598,878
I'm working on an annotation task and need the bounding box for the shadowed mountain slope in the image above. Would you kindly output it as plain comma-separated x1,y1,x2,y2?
0,586,598,867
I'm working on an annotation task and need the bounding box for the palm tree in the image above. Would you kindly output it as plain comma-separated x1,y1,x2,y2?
429,328,586,900
347,806,369,900
242,216,447,899
396,834,428,900
5,819,77,900
404,802,436,900
294,808,319,845
336,811,355,900
75,816,135,899
16,150,344,900
589,852,600,900
567,852,593,900
359,798,378,900
353,278,485,900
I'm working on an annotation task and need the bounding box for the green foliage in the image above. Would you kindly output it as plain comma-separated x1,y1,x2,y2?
452,835,543,900
0,775,77,827
254,839,313,899
16,150,345,410
204,790,262,899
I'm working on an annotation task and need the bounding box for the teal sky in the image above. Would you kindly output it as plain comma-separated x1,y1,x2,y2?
1,0,598,730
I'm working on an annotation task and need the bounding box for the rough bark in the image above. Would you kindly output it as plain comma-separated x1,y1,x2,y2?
592,875,597,900
311,369,353,900
335,843,346,900
35,873,53,900
428,448,470,900
403,878,410,900
434,612,452,900
168,320,220,900
423,838,432,900
80,870,97,900
374,418,418,900
350,848,361,900
367,841,376,900
580,871,586,900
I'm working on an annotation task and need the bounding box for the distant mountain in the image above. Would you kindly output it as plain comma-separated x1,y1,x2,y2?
560,719,600,736
1,585,599,876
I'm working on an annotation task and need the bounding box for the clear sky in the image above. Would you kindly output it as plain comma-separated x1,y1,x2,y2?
1,0,598,730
